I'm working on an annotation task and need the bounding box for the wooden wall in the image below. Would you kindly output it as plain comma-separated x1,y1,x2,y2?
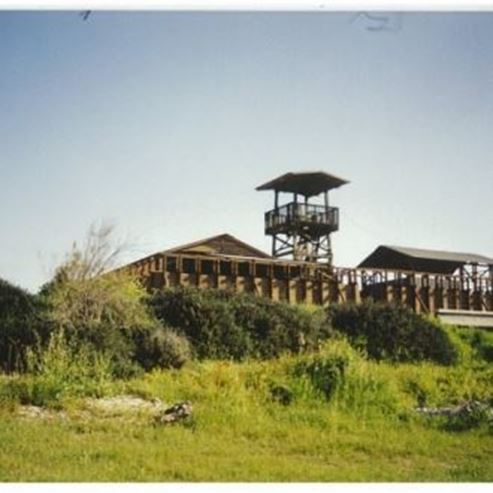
125,253,493,314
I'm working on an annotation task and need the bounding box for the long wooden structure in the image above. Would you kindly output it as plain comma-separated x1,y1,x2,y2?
121,170,493,320
126,250,493,315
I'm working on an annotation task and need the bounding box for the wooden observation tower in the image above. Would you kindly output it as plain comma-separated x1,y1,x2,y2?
256,171,349,265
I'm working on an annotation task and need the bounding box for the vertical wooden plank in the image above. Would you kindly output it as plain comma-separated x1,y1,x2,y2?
305,279,314,305
405,274,417,311
288,279,298,305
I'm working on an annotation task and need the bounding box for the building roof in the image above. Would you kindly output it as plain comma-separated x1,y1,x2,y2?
358,245,493,274
162,233,272,259
256,171,349,197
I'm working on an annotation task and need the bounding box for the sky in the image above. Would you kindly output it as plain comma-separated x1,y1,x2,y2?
0,11,492,292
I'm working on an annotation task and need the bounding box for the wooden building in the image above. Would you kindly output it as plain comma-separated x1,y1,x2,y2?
125,233,333,305
124,233,492,316
358,245,493,321
122,171,492,321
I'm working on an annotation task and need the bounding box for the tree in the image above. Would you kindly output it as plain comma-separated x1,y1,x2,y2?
0,278,44,372
40,223,157,376
40,223,190,376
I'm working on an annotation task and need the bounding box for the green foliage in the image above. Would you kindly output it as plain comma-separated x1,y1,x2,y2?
440,401,493,432
228,293,332,358
150,288,332,361
269,383,294,405
150,288,248,360
326,340,400,416
39,236,166,377
1,333,492,481
292,352,348,400
400,363,493,409
328,300,458,365
42,269,155,348
438,323,475,365
451,327,493,363
1,330,116,408
133,326,191,370
35,223,170,377
0,278,48,372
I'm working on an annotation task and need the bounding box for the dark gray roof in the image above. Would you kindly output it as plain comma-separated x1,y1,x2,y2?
256,171,349,197
385,246,493,265
358,245,493,274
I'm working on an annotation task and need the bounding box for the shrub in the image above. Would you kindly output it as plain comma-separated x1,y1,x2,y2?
269,383,294,405
150,288,333,361
289,341,355,401
39,224,167,377
228,294,332,358
4,330,117,407
328,300,458,365
40,270,156,378
150,288,250,360
453,327,493,363
0,278,47,372
133,326,191,370
441,401,493,432
293,354,347,400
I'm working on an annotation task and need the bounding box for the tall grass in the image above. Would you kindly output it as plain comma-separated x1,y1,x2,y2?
0,333,491,481
0,330,117,408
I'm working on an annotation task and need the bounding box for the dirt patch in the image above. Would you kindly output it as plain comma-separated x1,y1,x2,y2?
17,405,68,421
16,395,192,425
84,395,167,415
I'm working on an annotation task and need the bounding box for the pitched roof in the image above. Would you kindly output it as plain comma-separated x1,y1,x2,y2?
256,171,349,197
358,245,493,274
162,233,271,259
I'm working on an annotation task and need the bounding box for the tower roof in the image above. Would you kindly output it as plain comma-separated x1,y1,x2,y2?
256,171,349,197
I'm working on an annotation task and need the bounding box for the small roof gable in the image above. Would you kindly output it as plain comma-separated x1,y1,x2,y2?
163,233,271,259
358,245,493,274
256,171,349,197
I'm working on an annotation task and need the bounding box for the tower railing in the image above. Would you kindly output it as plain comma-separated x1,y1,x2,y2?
265,202,339,234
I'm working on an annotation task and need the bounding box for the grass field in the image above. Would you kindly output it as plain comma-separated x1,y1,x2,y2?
0,406,491,481
0,337,492,482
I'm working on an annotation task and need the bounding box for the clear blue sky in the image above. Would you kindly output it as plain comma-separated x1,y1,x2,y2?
1,11,492,292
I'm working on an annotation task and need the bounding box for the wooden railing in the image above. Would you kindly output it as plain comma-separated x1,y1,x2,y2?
265,202,339,234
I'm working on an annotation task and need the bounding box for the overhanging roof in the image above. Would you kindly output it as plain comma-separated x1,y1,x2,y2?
358,245,493,274
256,171,349,197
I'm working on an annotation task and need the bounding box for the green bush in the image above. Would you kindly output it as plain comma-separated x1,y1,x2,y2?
453,327,493,363
282,339,356,402
0,377,31,406
402,362,493,410
228,293,332,358
40,263,165,377
328,300,458,365
0,278,47,372
33,224,176,378
441,401,493,432
1,330,117,408
133,326,191,370
269,383,294,405
150,288,249,360
150,288,333,361
293,353,347,400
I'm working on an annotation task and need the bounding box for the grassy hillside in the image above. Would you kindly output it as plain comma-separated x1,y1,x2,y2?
1,258,491,482
0,337,491,482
